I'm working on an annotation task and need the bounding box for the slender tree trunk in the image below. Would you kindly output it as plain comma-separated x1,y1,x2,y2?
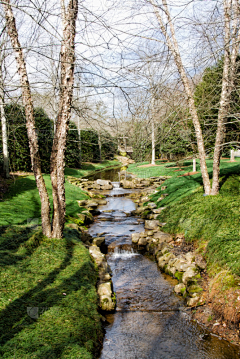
149,0,211,194
151,118,155,165
98,131,102,162
151,97,156,165
77,116,82,166
2,0,52,236
50,0,78,238
0,59,9,179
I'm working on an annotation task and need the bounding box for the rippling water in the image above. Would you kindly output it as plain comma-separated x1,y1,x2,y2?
89,185,240,359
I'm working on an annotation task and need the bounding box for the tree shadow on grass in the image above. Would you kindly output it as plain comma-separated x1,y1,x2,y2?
0,240,75,346
2,176,37,201
0,227,42,267
0,237,100,358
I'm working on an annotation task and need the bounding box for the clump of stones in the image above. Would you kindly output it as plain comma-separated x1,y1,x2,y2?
131,196,207,307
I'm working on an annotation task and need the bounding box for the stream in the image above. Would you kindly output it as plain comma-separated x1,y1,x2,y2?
88,178,240,359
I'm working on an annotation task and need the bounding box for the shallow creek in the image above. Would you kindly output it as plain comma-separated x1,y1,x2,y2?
89,183,240,359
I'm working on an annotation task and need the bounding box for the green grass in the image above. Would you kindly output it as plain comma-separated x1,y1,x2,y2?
128,160,186,178
0,228,102,358
130,159,240,276
65,160,120,178
0,160,119,226
0,175,88,226
0,162,121,357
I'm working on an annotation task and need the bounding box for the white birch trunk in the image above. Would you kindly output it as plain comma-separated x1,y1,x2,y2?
0,60,9,178
151,119,155,165
151,97,156,165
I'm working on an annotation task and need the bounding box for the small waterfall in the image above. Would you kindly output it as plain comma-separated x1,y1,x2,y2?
112,182,120,189
111,246,139,259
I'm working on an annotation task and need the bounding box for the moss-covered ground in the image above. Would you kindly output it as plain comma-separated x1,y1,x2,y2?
0,160,119,358
129,159,240,277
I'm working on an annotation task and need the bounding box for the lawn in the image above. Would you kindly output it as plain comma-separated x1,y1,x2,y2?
0,228,102,358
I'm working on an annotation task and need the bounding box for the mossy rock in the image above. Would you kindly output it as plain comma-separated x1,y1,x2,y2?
187,284,203,295
174,271,183,282
141,210,151,218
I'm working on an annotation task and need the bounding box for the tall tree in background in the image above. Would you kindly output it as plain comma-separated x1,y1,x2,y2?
211,0,240,194
2,0,79,238
147,0,240,195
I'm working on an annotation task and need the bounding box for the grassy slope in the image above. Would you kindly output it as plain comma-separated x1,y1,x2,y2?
0,229,102,358
129,159,240,277
0,161,119,358
0,161,119,226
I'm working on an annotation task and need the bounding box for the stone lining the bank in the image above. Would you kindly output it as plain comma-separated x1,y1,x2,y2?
132,226,206,306
130,187,207,307
66,186,116,312
89,243,116,311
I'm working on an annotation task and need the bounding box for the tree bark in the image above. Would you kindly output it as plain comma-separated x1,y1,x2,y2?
0,57,9,179
50,0,78,238
149,0,211,194
2,0,52,236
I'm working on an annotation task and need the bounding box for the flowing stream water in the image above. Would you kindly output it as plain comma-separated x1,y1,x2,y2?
88,180,240,359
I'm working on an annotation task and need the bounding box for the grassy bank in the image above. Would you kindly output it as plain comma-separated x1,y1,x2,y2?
129,159,240,277
0,160,119,358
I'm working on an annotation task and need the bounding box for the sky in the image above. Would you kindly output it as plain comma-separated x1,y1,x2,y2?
1,0,223,123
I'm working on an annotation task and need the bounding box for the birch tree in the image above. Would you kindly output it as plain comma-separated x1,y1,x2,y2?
1,0,78,238
146,0,240,195
147,0,211,194
211,0,240,194
0,41,9,178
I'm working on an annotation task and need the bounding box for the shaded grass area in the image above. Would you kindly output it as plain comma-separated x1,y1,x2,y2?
65,160,120,178
131,159,240,276
0,228,102,358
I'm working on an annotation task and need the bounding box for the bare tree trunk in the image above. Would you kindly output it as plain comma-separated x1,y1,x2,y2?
77,116,82,166
151,118,155,165
98,131,102,162
211,0,240,194
0,57,9,179
50,0,78,238
151,97,156,165
2,0,52,236
149,0,211,194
